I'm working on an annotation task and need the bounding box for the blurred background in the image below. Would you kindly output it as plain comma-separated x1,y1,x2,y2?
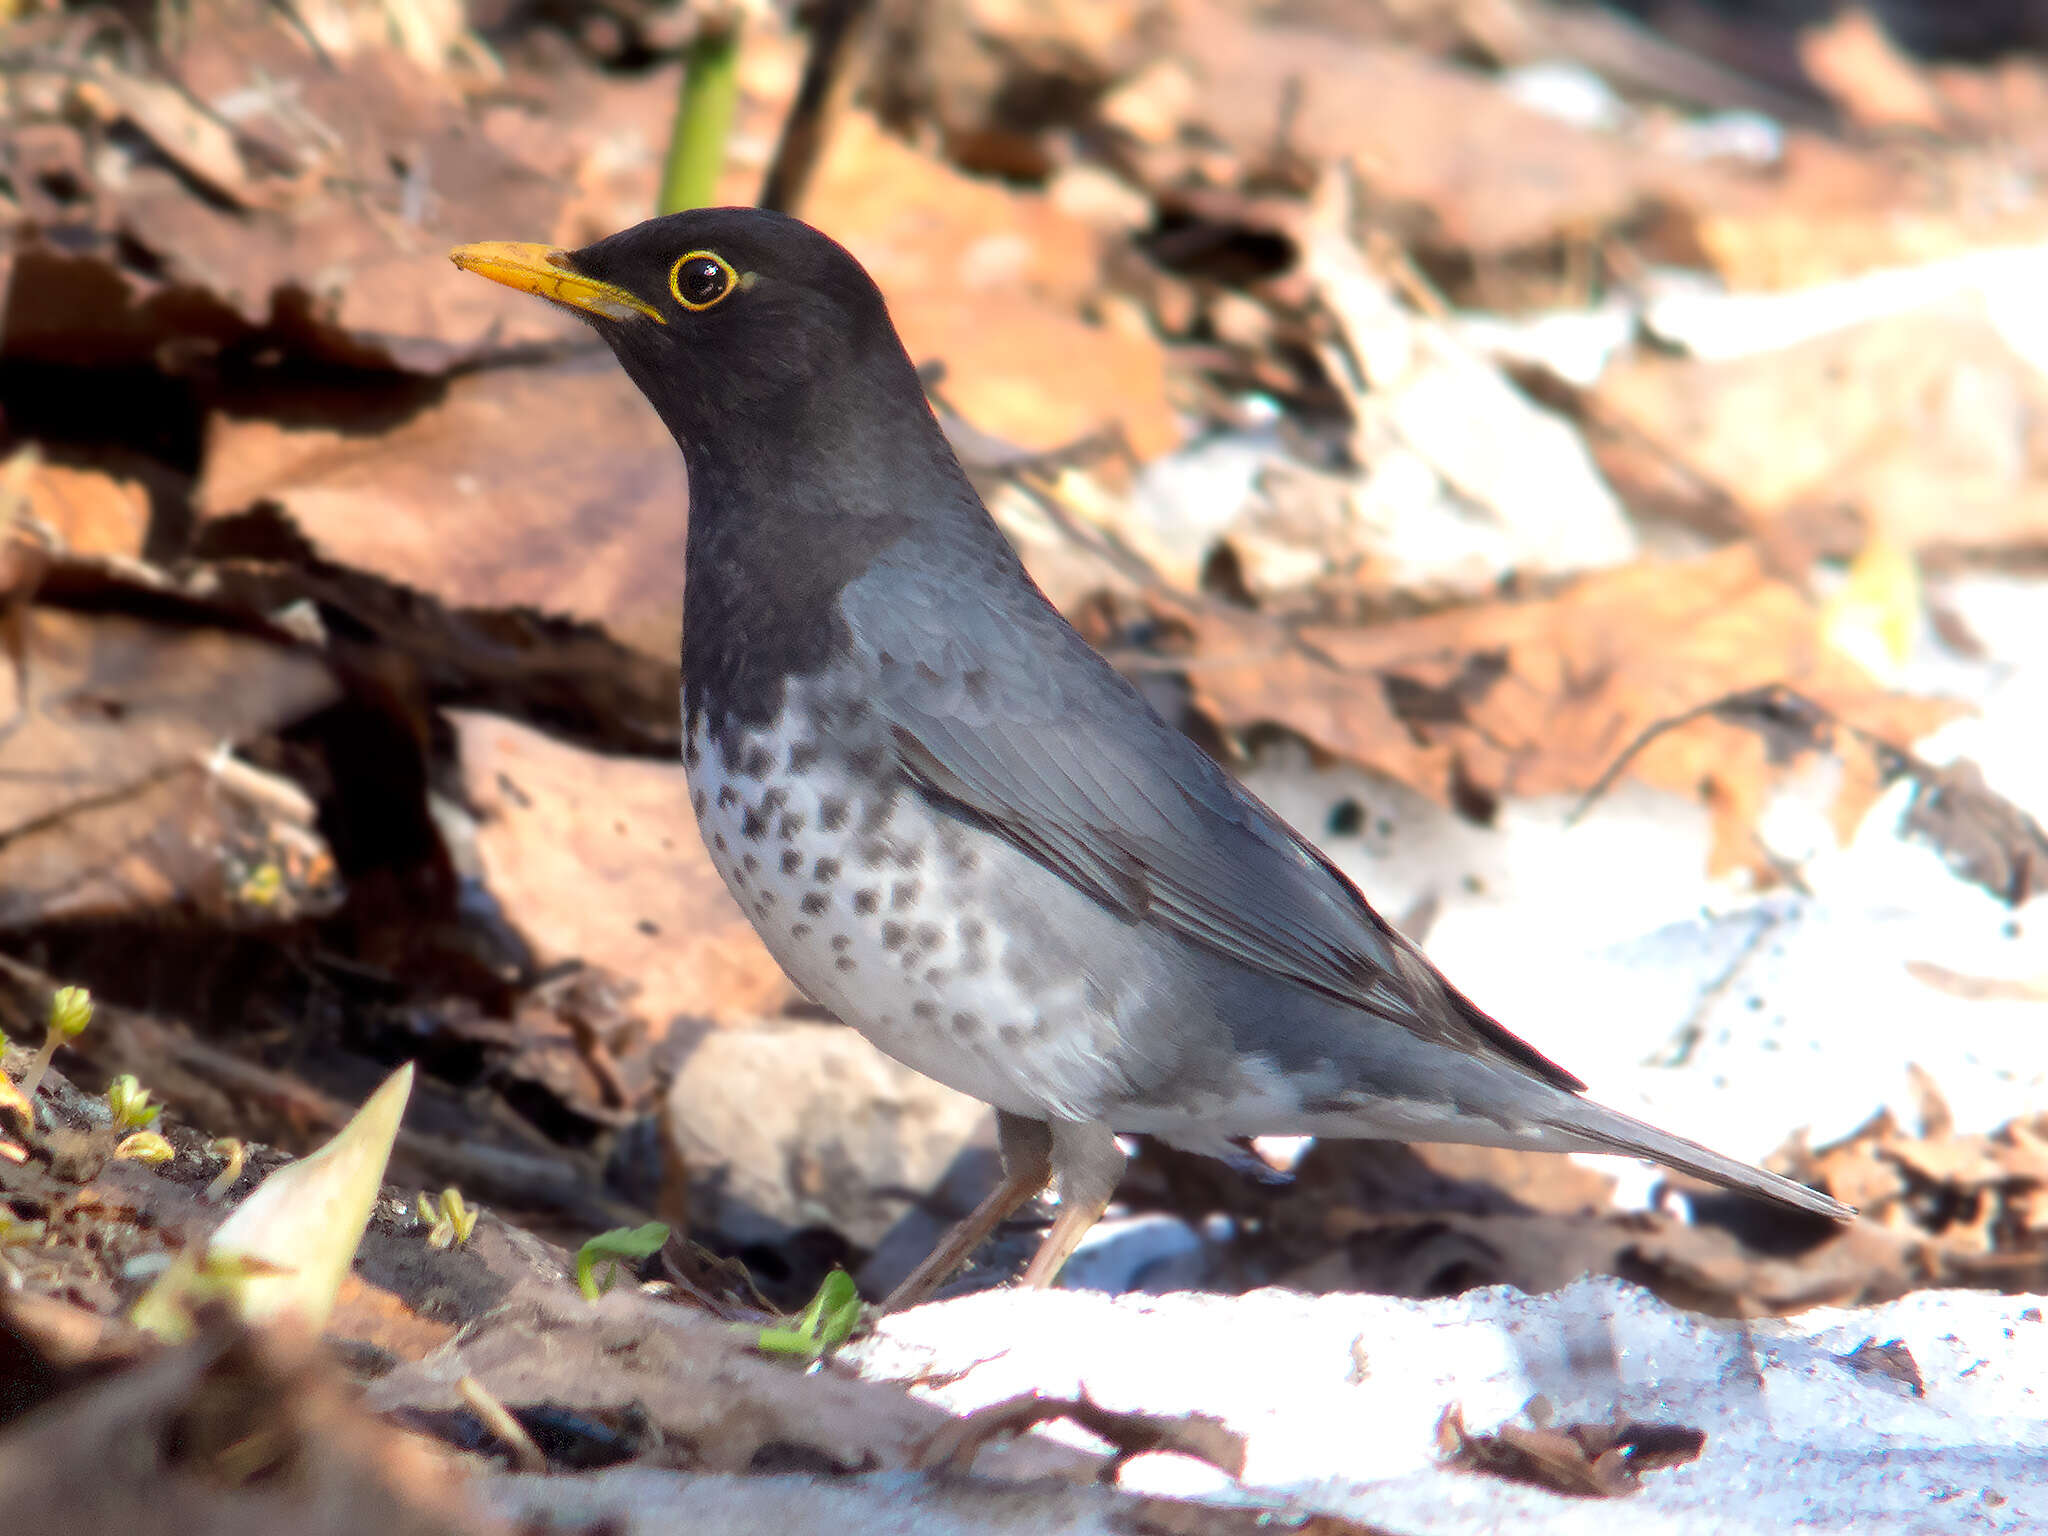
4,0,2048,1315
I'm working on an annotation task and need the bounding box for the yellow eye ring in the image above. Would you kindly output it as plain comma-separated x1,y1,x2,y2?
670,249,738,311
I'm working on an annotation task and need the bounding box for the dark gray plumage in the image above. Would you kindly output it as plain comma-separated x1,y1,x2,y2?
452,208,1852,1307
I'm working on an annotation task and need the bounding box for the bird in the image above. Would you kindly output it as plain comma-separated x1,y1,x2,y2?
450,209,1851,1308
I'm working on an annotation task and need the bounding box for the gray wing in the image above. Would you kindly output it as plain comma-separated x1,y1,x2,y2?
839,554,1584,1092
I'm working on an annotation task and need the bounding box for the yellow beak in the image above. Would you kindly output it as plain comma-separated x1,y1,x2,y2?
448,242,665,324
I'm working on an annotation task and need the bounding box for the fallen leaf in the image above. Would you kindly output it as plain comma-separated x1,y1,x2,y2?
197,358,688,660
449,710,795,1028
1160,544,1959,876
0,606,337,925
1437,1402,1704,1498
804,110,1178,458
6,457,150,559
1596,300,2048,559
1798,8,1947,131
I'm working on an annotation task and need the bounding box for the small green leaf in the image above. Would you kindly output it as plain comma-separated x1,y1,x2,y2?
107,1074,160,1131
575,1221,670,1300
752,1269,863,1360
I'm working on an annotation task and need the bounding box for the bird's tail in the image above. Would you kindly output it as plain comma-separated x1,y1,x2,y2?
1547,1095,1853,1221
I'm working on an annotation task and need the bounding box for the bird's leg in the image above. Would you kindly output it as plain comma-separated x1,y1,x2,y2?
1018,1121,1126,1289
881,1112,1052,1312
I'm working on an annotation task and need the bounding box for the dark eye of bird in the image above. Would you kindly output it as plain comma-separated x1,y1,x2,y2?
670,251,735,311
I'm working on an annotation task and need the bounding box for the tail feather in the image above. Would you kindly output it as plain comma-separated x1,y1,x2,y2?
1552,1099,1853,1221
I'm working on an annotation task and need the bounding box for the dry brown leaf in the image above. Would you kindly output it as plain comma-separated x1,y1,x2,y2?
916,1392,1247,1481
1687,132,2048,290
804,111,1178,457
1797,8,1948,131
197,360,687,660
1437,1402,1705,1498
1167,0,1742,257
4,0,583,373
450,711,795,1029
1166,544,1958,876
1596,301,2048,558
7,458,150,559
0,607,336,926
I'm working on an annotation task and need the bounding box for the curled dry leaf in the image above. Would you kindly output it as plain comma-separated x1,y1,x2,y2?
1437,1401,1706,1498
916,1391,1249,1482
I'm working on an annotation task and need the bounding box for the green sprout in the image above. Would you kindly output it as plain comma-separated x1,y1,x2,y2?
658,5,743,213
420,1187,480,1249
15,985,92,1103
753,1268,863,1361
575,1221,670,1300
106,1074,160,1131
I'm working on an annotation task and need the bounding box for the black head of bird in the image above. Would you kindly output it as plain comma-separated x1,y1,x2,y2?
452,210,953,511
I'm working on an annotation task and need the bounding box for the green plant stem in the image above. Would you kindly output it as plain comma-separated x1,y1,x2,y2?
660,11,744,214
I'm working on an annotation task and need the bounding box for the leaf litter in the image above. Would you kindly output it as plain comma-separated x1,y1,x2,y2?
9,0,2048,1527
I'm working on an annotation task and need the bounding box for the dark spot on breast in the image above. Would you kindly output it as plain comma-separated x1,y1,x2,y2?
877,650,895,667
949,844,979,873
742,853,759,874
691,789,707,817
925,966,948,985
915,661,943,686
912,1000,937,1021
731,866,748,887
951,1011,980,1035
740,744,773,778
836,956,857,973
713,833,728,854
963,669,990,705
753,893,774,914
859,840,892,869
846,743,886,778
718,786,739,809
858,796,894,836
760,786,789,815
788,740,822,772
741,807,770,840
1003,950,1038,989
853,888,879,915
685,734,702,768
961,919,985,942
781,849,804,875
915,922,943,949
831,934,850,952
821,797,849,831
792,922,812,939
891,880,922,910
801,892,829,915
778,813,806,839
881,922,907,949
813,857,841,883
998,1023,1024,1045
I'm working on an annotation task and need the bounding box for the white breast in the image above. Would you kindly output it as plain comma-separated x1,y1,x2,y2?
684,707,1122,1120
